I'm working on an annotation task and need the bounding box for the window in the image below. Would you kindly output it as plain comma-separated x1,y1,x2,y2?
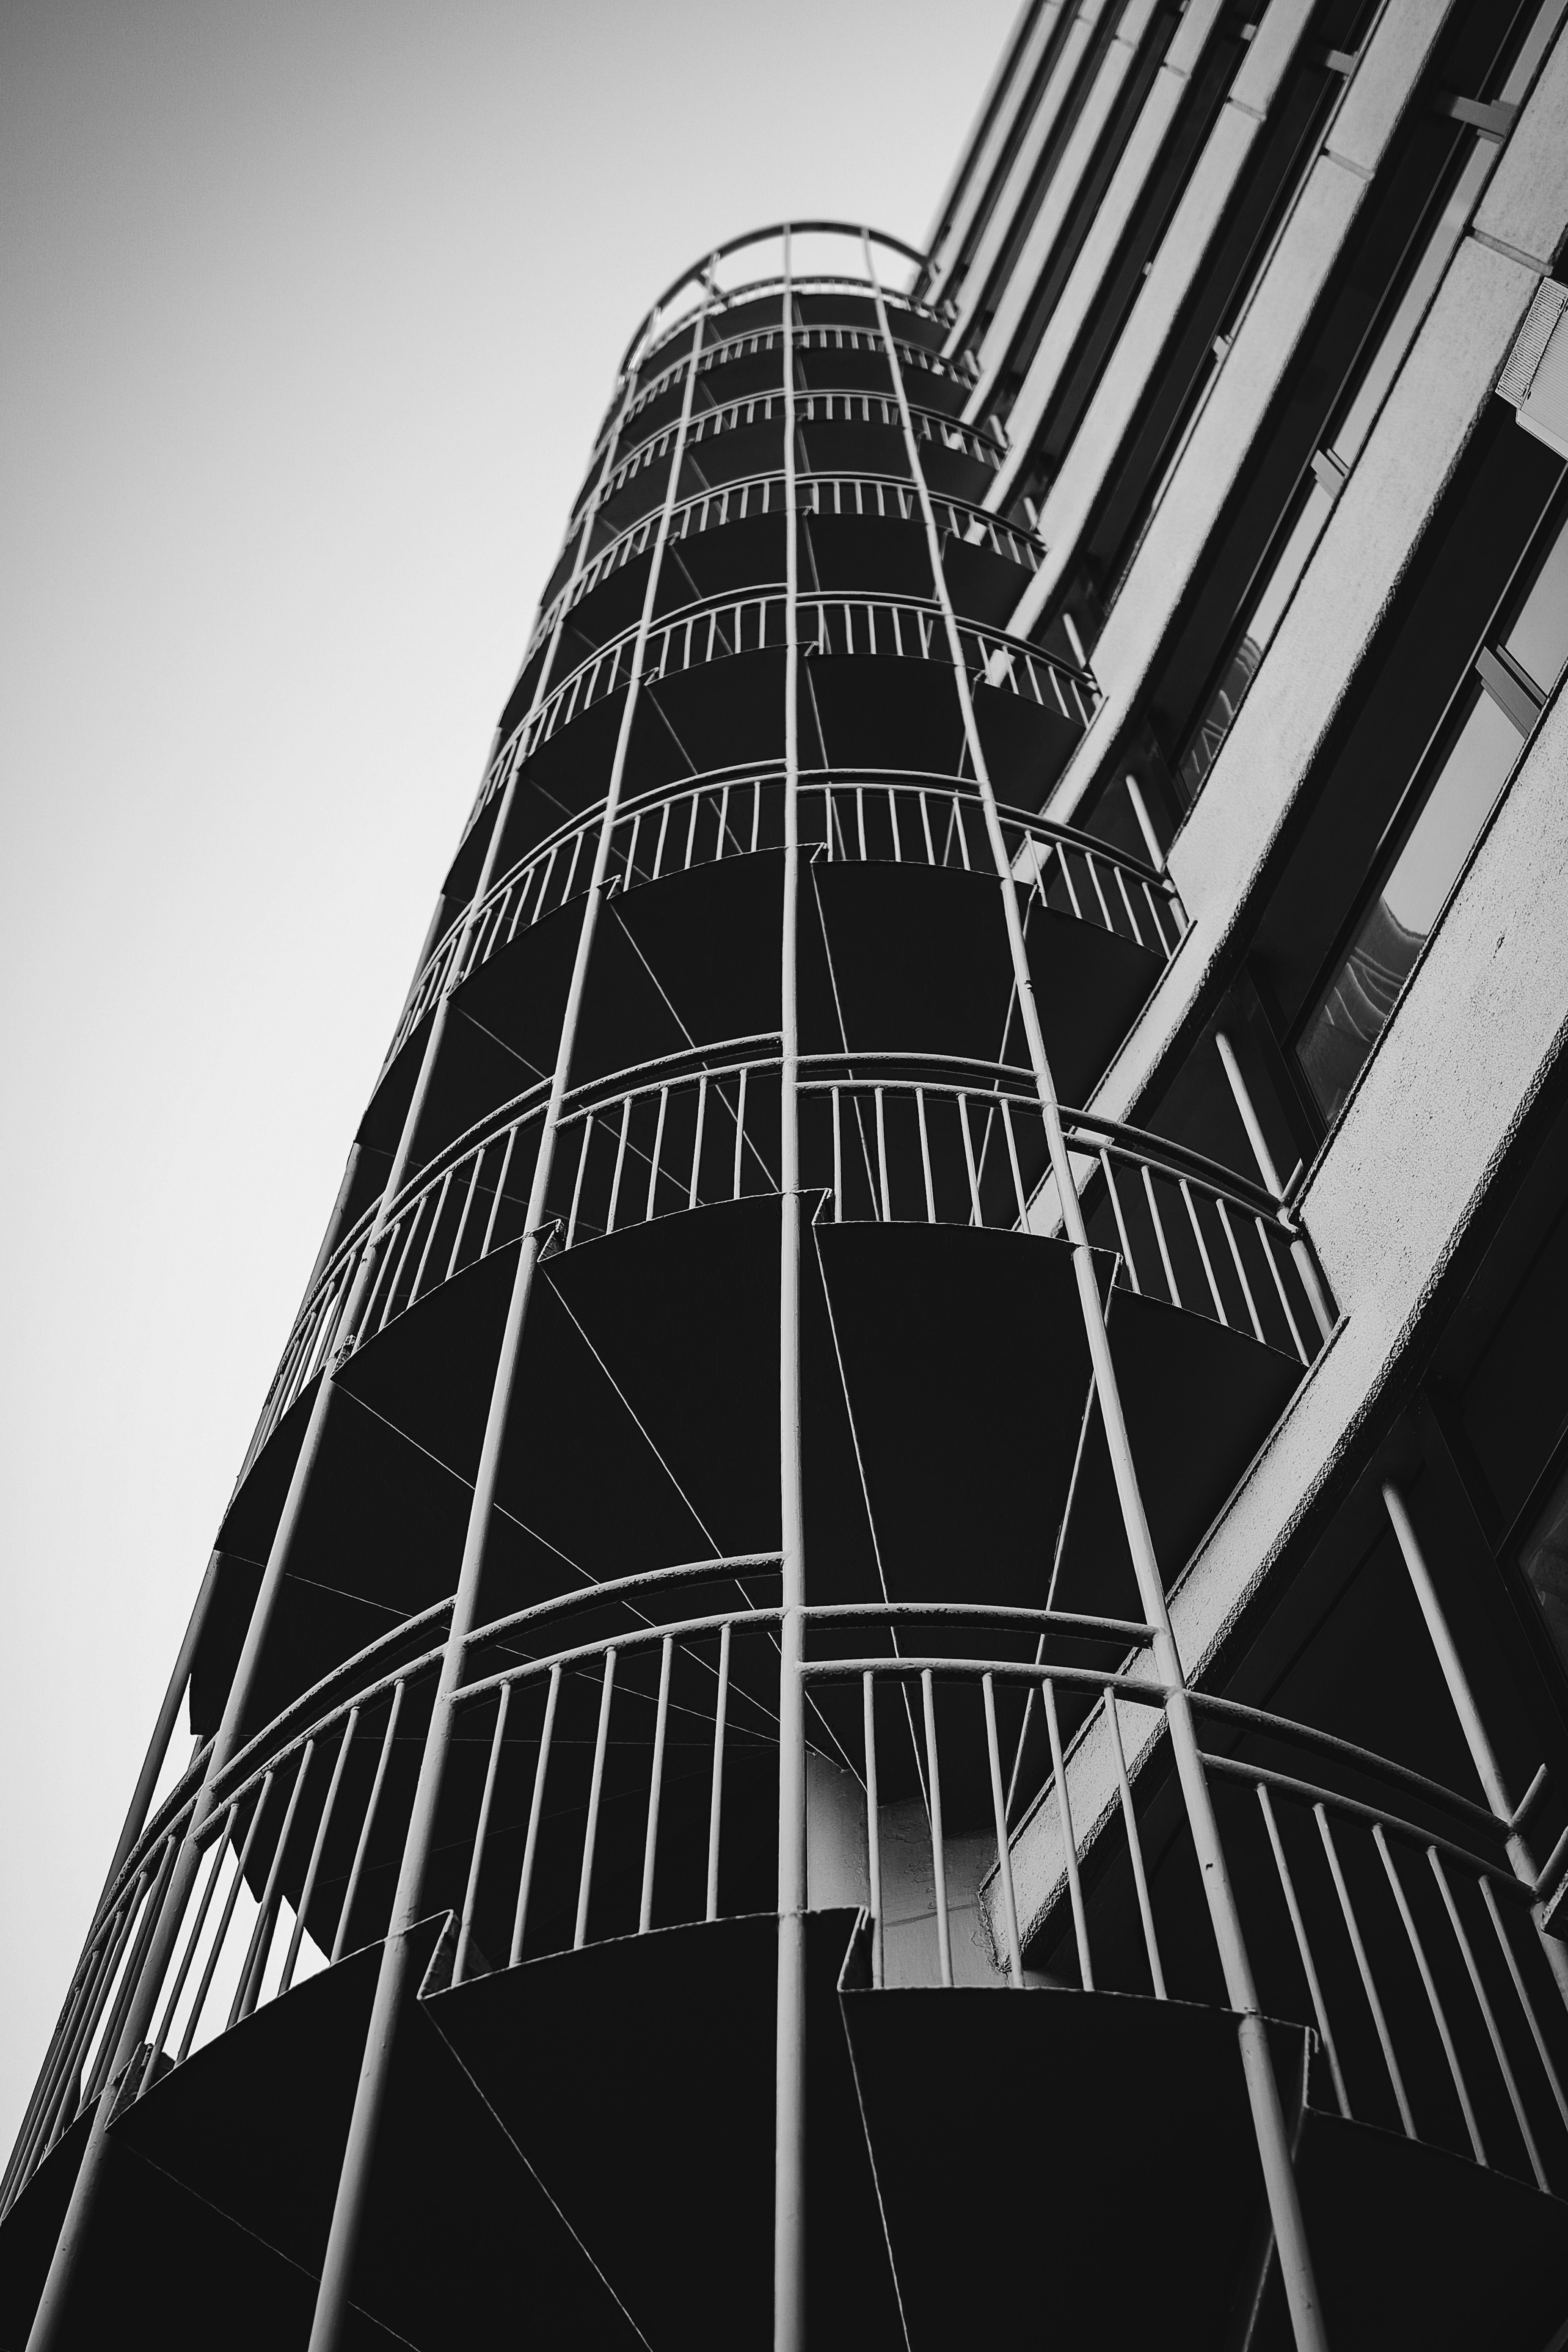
1171,0,1561,800
1295,489,1568,1122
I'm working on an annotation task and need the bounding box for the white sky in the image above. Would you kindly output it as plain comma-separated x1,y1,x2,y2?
0,0,1016,2149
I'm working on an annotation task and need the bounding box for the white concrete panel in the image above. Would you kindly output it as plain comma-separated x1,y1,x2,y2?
1228,0,1319,116
971,0,1166,397
928,0,1071,298
1474,16,1568,271
1078,239,1539,1138
1325,0,1451,176
1085,155,1365,711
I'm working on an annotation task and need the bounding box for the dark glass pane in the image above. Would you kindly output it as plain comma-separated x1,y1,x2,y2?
1297,689,1521,1120
1521,1460,1568,1679
1504,506,1568,696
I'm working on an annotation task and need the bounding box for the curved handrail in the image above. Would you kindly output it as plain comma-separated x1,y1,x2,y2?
528,470,1045,677
473,584,1096,841
618,221,933,375
620,318,978,441
597,385,1005,526
381,763,1180,1083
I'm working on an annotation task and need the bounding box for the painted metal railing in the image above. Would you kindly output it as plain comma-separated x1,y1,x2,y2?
470,587,1095,841
620,320,978,438
384,769,1180,1077
591,389,1006,548
630,274,951,381
243,1036,1319,1479
27,1594,1568,2220
527,471,1045,676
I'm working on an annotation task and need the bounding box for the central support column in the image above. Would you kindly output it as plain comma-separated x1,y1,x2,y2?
774,223,810,2352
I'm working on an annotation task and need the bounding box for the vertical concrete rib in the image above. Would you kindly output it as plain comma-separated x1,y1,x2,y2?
864,230,1329,2352
298,256,720,2352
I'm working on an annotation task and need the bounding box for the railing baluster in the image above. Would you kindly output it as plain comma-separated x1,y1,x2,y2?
640,1639,673,1934
645,1086,669,1222
733,1066,748,1199
575,1649,617,1949
564,1117,592,1249
1002,1100,1029,1227
864,1671,883,1990
875,1086,891,1222
982,1675,1024,1989
332,1680,405,1966
1113,862,1145,947
915,1088,936,1224
1480,1878,1568,2134
280,1708,359,1996
1143,1168,1182,1307
1107,1695,1165,1999
1098,1148,1141,1293
832,1086,844,1222
717,780,731,861
82,1840,178,2108
1142,878,1171,956
1259,1219,1311,1364
1043,1679,1094,1990
1316,1805,1415,2137
706,1623,732,1923
1428,1850,1546,2189
1216,1198,1265,1342
1180,1179,1228,1325
1256,1785,1350,2115
918,790,935,864
1374,1824,1486,2162
235,1740,317,2025
922,1671,953,1989
148,1811,234,2076
479,1124,519,1260
856,785,868,862
454,1684,513,1988
181,1777,276,2062
410,1172,452,1306
751,776,761,854
959,1094,983,1228
1084,851,1114,931
1057,849,1083,919
688,1075,708,1210
684,791,700,869
511,1665,561,1965
607,1095,633,1233
653,797,671,879
888,787,902,862
444,1151,484,1279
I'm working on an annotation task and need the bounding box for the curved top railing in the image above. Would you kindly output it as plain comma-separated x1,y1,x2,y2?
470,585,1096,842
242,1036,1325,1483
616,318,978,445
589,384,1006,539
21,1585,1566,2224
381,766,1180,1080
526,472,1045,680
615,221,933,377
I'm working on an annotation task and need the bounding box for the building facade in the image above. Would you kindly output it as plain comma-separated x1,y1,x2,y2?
6,4,1568,2346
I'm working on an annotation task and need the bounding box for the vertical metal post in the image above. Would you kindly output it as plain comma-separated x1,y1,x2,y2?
863,234,1330,2352
1383,1480,1557,1918
1215,1028,1334,1346
96,1549,221,1907
774,223,810,2352
20,280,662,2352
301,261,719,2352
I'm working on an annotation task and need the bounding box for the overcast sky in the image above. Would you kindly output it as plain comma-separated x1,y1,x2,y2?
0,0,1015,2149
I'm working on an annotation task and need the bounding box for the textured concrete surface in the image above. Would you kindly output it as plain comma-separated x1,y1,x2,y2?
1474,14,1568,272
1072,236,1540,1136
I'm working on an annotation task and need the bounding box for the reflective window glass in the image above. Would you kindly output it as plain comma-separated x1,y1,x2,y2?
1503,507,1568,695
1297,689,1522,1120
